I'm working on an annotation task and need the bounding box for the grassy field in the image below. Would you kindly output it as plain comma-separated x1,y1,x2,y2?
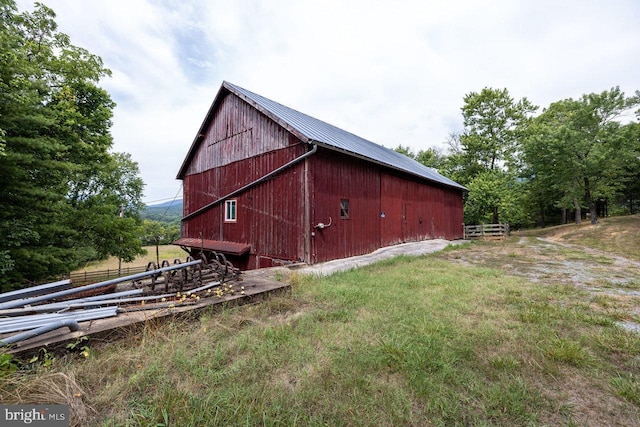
2,215,640,426
76,245,190,272
518,214,640,261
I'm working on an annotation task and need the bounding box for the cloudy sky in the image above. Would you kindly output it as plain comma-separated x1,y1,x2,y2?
16,0,640,204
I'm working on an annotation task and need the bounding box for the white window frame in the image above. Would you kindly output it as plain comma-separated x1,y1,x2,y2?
225,199,237,222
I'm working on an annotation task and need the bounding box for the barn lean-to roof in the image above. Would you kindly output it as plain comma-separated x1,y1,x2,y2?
177,81,466,191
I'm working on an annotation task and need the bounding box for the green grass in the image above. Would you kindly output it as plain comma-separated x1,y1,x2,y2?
611,374,640,405
3,253,640,426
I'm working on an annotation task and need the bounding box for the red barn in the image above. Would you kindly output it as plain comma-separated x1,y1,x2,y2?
175,81,466,269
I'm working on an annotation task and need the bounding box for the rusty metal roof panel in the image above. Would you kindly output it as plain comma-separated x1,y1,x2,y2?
224,81,466,191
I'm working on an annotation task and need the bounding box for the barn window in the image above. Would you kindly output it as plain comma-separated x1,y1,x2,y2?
225,199,237,222
340,199,350,219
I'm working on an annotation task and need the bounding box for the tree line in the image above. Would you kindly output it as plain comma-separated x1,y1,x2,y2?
398,87,640,227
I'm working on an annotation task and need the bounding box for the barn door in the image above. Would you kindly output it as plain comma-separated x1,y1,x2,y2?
402,203,411,242
402,202,418,242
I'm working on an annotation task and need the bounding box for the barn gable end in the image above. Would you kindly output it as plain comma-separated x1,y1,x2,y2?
183,93,296,176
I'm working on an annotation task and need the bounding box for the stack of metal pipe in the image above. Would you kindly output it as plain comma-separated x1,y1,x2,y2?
0,258,238,346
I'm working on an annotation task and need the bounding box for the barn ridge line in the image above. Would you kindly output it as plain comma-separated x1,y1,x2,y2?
176,81,466,193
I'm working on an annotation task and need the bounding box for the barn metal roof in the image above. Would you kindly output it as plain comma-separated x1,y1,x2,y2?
178,81,465,191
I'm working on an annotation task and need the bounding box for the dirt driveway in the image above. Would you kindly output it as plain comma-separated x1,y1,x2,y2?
436,235,640,332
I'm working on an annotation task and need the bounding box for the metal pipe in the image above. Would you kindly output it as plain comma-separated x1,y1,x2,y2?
0,289,145,315
0,306,117,327
16,281,224,314
0,260,201,310
182,144,318,221
189,281,222,293
0,320,80,346
72,288,143,301
30,293,178,310
0,279,72,303
0,307,118,334
29,281,223,312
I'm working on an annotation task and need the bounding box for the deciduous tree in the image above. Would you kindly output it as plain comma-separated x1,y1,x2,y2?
459,88,536,180
394,145,446,169
0,1,145,287
523,87,640,224
463,170,528,226
452,88,536,224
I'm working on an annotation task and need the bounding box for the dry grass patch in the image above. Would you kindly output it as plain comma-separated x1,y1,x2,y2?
520,214,640,261
1,372,94,427
75,244,189,272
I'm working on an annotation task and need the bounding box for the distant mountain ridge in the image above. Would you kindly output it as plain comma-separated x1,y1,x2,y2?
146,199,183,209
142,199,183,224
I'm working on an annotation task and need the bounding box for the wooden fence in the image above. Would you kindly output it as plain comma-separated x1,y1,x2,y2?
464,223,510,241
63,266,149,286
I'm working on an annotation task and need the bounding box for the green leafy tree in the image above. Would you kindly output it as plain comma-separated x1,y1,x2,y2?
394,144,415,159
141,220,180,245
616,122,640,214
449,88,536,224
394,145,446,169
439,132,466,183
459,88,536,181
140,219,179,266
415,147,445,169
141,220,166,246
523,87,640,224
0,1,145,287
72,153,146,261
464,170,528,226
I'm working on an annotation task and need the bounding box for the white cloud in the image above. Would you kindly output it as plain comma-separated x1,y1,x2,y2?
15,0,640,203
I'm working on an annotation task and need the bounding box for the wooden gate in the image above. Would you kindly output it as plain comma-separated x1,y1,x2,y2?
463,224,510,241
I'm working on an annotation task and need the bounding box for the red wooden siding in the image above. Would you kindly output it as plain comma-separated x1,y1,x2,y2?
182,162,306,269
310,150,381,263
380,173,464,246
184,93,295,175
181,92,308,269
309,150,464,264
249,162,306,268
